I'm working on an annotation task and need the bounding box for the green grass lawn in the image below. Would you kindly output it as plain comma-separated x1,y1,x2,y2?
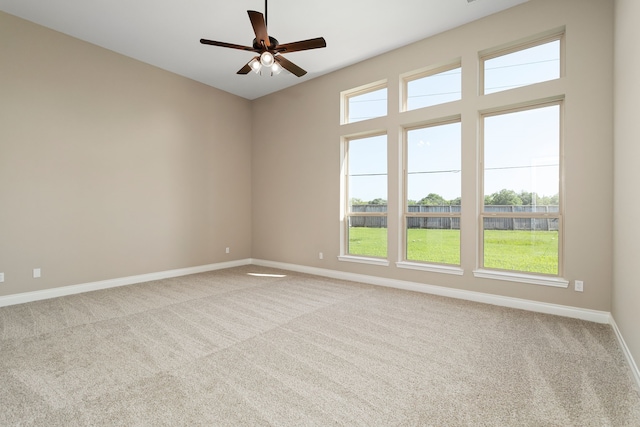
348,227,558,274
483,229,558,275
348,227,388,258
406,229,460,265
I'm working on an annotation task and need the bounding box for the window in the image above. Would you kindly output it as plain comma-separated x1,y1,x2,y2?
344,134,388,260
340,29,568,285
342,82,387,124
404,120,461,266
403,64,462,111
480,102,562,276
482,36,562,95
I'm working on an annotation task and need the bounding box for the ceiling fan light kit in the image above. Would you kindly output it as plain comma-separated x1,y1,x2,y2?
200,0,326,78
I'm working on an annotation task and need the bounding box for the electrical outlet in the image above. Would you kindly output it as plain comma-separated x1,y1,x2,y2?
33,268,41,278
319,252,324,260
575,280,584,292
0,272,4,283
225,247,230,254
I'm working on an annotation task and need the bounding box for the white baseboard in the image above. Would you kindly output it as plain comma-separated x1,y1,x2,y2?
0,259,252,308
250,258,611,324
0,257,613,325
610,317,640,392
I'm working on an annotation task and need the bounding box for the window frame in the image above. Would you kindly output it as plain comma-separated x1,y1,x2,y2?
475,99,566,286
339,131,390,266
397,117,463,275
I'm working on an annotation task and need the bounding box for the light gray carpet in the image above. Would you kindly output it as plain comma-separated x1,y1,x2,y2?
1,265,639,426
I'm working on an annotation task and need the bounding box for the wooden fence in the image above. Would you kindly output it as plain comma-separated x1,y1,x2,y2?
349,205,559,231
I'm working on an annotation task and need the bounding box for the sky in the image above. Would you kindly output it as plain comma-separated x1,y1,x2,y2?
347,39,560,204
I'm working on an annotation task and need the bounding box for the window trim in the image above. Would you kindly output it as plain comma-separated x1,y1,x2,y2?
472,268,569,288
478,99,565,279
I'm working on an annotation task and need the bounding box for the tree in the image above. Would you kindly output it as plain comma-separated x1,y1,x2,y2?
487,189,522,206
540,193,559,205
518,191,538,206
449,196,462,206
368,198,387,205
418,193,448,206
349,198,366,206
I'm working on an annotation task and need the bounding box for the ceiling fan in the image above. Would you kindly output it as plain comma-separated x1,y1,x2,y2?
200,1,326,77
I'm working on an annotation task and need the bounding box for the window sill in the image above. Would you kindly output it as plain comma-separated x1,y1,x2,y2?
396,261,464,276
338,255,390,267
473,269,569,288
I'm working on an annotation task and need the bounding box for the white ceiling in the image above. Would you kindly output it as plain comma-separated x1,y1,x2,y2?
0,0,528,100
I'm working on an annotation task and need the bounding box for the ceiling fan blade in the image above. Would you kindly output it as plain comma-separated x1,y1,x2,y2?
237,63,253,74
200,39,258,52
248,10,270,49
274,37,327,54
275,55,307,77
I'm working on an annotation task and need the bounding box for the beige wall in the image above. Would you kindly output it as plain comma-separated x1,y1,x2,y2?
613,0,640,374
252,0,615,311
0,0,621,315
0,12,253,297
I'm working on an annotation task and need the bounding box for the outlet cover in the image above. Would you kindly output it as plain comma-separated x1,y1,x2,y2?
0,272,4,283
575,280,584,292
33,268,41,278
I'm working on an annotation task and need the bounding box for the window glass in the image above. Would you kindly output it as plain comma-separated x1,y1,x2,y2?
483,218,559,274
347,134,387,258
484,105,560,201
407,122,462,208
348,217,387,257
346,87,387,123
484,39,560,94
405,122,461,265
406,66,461,111
406,219,460,265
482,104,561,275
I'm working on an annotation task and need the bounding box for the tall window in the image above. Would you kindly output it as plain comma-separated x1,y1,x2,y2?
404,121,461,265
481,102,562,276
345,134,388,258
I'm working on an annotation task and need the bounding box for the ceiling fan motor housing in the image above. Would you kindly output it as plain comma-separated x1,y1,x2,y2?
253,36,279,50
